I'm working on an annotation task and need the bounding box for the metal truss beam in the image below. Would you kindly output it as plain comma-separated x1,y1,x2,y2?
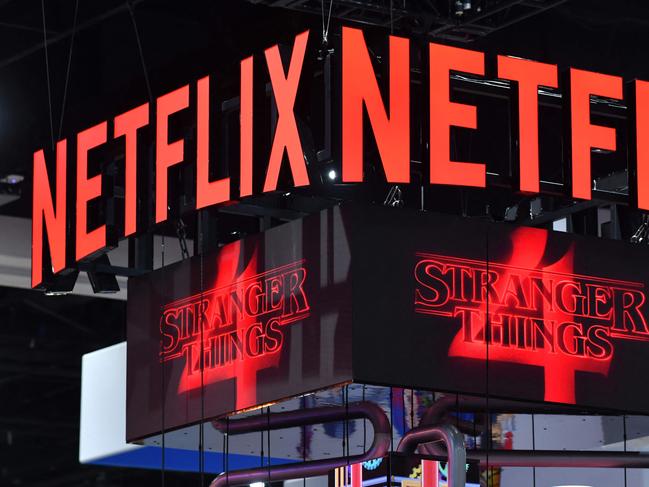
247,0,568,42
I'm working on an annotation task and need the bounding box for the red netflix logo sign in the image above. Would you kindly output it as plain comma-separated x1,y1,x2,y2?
32,25,649,289
159,247,309,407
414,228,649,404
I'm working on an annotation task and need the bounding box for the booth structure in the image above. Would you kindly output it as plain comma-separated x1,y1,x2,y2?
78,206,649,487
9,0,649,483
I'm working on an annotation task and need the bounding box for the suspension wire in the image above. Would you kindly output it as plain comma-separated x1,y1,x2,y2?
389,387,394,452
341,387,347,469
260,408,265,467
126,1,166,480
129,0,166,271
321,0,334,44
302,400,307,487
159,227,167,485
472,410,477,453
324,0,334,43
532,414,536,487
401,389,406,435
410,388,414,429
160,301,166,487
126,0,153,104
177,219,191,260
320,0,324,39
40,0,55,151
199,213,205,485
222,420,227,477
341,387,345,461
363,385,367,453
345,385,350,460
57,0,79,140
388,387,393,487
267,406,272,482
125,0,164,274
226,417,230,486
485,227,491,486
623,414,628,487
345,386,351,487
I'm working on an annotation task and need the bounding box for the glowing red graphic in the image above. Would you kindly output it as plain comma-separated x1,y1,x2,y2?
414,228,649,404
160,241,310,409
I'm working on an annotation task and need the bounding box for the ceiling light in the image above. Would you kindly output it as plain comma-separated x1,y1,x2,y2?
0,174,24,184
0,173,23,207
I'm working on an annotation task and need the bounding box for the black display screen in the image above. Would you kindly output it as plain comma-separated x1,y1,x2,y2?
352,205,649,413
128,204,649,441
127,206,353,441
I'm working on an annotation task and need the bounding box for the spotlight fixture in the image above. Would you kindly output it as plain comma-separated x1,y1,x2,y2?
503,204,519,222
455,0,472,16
327,169,337,180
1,174,24,184
631,214,649,244
529,197,543,219
0,173,24,207
384,186,404,207
454,0,464,16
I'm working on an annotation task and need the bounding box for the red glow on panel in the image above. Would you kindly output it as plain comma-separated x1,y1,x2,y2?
32,140,67,287
342,26,410,183
263,31,310,192
159,243,310,409
76,121,108,261
429,43,485,188
414,228,649,404
569,68,623,200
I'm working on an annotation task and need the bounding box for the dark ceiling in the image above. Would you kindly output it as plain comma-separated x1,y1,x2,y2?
0,285,199,486
0,0,648,220
1,0,649,486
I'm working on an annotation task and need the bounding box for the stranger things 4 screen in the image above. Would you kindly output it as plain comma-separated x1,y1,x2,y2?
353,207,649,414
127,205,649,442
126,207,353,441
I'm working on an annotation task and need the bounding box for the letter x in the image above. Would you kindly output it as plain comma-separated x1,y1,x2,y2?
263,31,310,192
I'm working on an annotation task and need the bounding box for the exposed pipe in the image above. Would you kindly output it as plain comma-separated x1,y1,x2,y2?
396,424,466,487
418,395,583,437
420,395,586,430
210,401,390,487
467,450,649,468
400,418,649,469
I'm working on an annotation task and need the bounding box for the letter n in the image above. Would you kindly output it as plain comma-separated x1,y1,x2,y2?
342,26,410,183
32,141,67,288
